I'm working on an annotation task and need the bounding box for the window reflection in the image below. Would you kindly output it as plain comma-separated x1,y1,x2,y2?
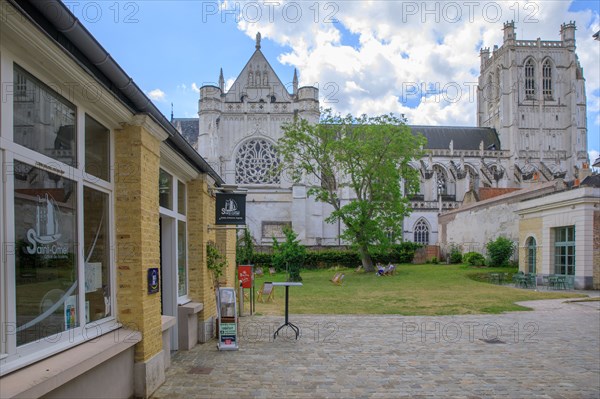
85,115,110,182
178,221,187,297
14,160,78,346
84,187,111,322
13,66,77,167
159,169,173,210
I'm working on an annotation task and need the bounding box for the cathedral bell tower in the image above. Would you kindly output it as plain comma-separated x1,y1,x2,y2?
478,22,587,186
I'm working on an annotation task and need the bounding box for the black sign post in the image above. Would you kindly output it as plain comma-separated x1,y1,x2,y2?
215,193,246,225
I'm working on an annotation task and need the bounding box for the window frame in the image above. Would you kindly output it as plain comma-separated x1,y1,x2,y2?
234,138,281,185
158,167,189,304
554,226,575,275
413,218,430,245
542,59,553,100
524,58,536,100
526,236,536,273
0,60,117,375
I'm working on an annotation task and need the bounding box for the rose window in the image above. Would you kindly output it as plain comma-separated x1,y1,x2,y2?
235,139,280,184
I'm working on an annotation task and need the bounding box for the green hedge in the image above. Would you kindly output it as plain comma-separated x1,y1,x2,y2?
251,243,420,269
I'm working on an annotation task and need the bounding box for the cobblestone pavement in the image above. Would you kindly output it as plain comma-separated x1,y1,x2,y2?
152,297,600,399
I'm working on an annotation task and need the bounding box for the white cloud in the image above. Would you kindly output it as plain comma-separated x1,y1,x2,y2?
232,0,599,132
191,83,200,93
147,88,166,101
225,78,235,92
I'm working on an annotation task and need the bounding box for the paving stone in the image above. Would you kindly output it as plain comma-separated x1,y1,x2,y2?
152,297,600,398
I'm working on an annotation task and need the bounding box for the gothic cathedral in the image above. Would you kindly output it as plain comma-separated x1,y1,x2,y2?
174,23,588,247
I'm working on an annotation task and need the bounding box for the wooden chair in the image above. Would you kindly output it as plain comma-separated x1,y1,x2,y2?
330,273,345,285
254,267,264,277
257,282,275,303
269,267,276,276
383,264,396,276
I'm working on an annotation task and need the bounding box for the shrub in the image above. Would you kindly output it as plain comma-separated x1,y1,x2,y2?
252,252,272,267
428,257,439,264
486,236,515,267
272,227,306,282
463,251,486,266
448,245,463,264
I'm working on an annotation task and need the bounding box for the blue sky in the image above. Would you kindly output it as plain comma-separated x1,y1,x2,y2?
72,0,599,161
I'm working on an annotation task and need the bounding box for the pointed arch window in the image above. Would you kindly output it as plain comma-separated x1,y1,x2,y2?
525,59,535,99
414,219,430,245
235,139,280,184
486,73,493,108
542,59,553,99
495,67,501,101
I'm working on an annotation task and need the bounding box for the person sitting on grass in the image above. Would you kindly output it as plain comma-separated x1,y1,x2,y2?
376,263,385,276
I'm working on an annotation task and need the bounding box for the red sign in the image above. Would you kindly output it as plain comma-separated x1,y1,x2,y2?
238,265,253,289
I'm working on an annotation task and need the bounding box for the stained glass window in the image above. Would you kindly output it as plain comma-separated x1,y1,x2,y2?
235,139,280,184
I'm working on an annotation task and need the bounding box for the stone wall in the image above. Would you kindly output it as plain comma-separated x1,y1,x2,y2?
439,181,565,256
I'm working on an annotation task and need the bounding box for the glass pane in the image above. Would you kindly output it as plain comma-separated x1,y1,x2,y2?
159,169,172,210
85,115,110,182
13,66,77,167
178,180,186,215
84,187,111,322
177,221,187,297
14,160,78,346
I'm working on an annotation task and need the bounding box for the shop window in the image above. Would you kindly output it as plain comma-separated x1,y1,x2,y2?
13,65,77,167
159,169,173,210
85,115,111,182
13,160,78,346
177,221,187,297
84,187,111,322
3,63,115,373
178,180,186,216
158,168,188,301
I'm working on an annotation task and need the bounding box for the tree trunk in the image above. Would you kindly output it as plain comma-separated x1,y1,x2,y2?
358,244,374,272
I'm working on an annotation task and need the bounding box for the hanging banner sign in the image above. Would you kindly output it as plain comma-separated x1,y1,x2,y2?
215,193,246,225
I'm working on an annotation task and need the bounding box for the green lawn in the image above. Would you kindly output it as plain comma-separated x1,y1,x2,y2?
246,264,586,316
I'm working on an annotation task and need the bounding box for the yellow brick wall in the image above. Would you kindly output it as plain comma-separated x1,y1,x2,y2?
187,176,217,321
114,124,162,363
594,211,599,289
518,217,542,273
216,228,238,288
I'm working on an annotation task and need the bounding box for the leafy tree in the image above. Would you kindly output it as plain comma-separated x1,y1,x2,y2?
277,109,425,272
272,227,306,282
486,237,515,267
236,227,255,265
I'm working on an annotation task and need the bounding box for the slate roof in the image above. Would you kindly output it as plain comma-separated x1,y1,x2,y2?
169,119,502,152
172,118,200,146
408,125,501,150
581,174,600,188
